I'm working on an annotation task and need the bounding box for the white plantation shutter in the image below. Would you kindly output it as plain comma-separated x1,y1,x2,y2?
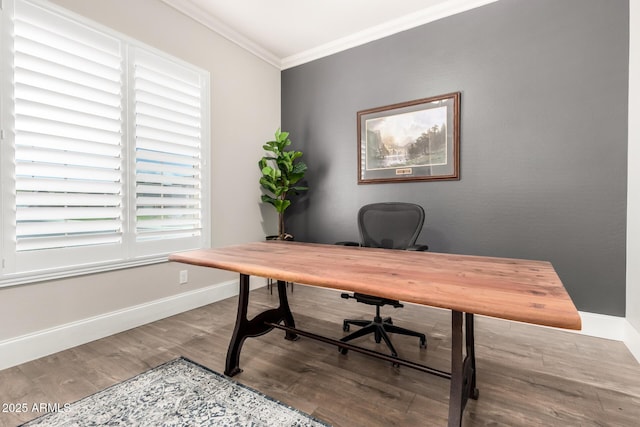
1,0,210,285
13,0,123,252
133,49,203,243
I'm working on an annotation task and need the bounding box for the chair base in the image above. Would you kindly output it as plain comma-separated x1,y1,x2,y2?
340,314,427,357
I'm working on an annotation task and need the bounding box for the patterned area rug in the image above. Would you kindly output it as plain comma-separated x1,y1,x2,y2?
21,357,329,426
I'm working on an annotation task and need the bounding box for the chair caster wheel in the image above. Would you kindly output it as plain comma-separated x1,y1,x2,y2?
391,353,399,368
420,341,427,349
339,347,349,355
343,324,350,332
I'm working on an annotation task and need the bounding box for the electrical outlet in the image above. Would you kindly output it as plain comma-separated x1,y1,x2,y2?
179,270,188,285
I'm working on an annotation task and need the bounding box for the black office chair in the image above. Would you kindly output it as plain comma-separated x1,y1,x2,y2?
338,202,428,358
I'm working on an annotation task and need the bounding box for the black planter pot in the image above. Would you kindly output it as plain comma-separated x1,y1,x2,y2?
265,234,294,241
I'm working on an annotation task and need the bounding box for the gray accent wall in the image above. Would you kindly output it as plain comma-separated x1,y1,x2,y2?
281,0,629,316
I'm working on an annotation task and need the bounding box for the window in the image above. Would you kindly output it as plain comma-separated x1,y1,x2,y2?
0,0,211,286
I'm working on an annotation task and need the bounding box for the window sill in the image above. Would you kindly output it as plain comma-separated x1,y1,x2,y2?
0,256,171,288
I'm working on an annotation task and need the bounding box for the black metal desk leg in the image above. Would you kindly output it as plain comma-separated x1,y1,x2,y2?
448,310,465,427
277,280,298,341
225,274,252,377
225,275,299,377
465,313,479,400
448,311,479,426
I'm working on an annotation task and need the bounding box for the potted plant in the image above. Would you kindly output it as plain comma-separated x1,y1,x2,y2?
259,128,308,240
258,128,308,240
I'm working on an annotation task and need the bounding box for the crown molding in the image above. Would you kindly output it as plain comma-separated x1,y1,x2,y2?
161,0,499,71
281,0,499,70
159,0,282,69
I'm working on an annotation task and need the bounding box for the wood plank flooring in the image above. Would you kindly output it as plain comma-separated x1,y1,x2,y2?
1,284,639,426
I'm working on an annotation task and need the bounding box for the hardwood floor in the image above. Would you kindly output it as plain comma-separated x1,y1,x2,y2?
1,284,639,426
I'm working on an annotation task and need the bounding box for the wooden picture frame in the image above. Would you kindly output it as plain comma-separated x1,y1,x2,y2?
357,92,460,184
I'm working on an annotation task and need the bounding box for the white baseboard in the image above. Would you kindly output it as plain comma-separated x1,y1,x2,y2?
624,320,640,363
572,311,639,363
577,311,627,341
0,279,254,371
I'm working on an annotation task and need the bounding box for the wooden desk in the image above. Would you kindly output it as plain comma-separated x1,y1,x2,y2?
170,241,581,426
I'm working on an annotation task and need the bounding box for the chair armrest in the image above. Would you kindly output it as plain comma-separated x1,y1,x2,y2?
407,244,429,251
335,241,360,246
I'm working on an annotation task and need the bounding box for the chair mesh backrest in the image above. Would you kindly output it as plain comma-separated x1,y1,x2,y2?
358,202,425,250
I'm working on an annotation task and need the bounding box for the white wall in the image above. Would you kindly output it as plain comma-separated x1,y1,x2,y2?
0,0,280,366
627,0,640,348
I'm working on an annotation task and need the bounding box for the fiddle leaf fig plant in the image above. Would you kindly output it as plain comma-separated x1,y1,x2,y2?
259,128,308,240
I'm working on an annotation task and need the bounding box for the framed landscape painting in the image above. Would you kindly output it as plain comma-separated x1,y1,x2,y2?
357,92,460,184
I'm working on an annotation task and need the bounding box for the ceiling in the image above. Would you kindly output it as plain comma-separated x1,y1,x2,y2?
161,0,498,69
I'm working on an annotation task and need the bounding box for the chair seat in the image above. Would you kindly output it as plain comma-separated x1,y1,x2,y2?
352,293,403,308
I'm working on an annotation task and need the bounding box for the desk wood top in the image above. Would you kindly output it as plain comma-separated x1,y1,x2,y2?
169,241,581,330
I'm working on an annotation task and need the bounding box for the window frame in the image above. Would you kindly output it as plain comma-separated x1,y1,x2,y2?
0,0,211,287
